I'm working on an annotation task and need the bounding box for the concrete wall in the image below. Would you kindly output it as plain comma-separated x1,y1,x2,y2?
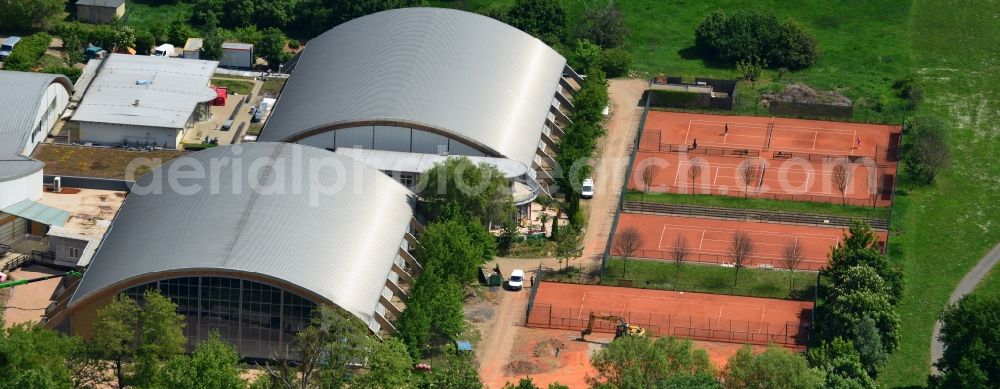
21,82,71,155
76,4,124,24
221,48,253,69
0,169,43,210
48,235,89,267
298,125,487,157
78,122,184,149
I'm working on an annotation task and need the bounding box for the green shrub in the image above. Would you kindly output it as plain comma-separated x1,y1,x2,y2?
599,48,633,77
3,33,52,71
648,89,703,108
893,75,924,107
287,40,300,49
694,10,818,69
42,67,82,83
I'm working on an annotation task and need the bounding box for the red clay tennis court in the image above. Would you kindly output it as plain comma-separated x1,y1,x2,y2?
526,282,813,349
632,112,900,207
641,111,900,159
616,213,888,270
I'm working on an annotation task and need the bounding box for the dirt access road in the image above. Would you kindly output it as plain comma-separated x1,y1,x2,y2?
580,79,647,269
476,79,647,387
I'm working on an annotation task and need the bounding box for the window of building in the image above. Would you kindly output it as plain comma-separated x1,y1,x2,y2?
68,247,81,259
399,173,416,189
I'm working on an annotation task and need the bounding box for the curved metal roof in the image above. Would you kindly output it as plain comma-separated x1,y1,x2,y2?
0,70,72,181
69,143,415,329
260,7,566,169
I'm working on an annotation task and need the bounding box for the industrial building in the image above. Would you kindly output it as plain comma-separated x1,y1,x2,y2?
221,42,254,69
260,8,583,211
70,54,219,149
0,71,73,247
75,0,125,24
48,143,423,359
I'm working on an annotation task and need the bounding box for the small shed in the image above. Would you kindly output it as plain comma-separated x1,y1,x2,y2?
183,38,203,59
76,0,125,24
221,42,254,69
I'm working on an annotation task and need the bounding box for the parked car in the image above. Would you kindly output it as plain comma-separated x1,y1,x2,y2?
581,178,595,199
0,36,22,60
508,269,525,291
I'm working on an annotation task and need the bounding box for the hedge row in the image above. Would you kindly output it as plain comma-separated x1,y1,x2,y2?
695,10,818,69
3,33,52,71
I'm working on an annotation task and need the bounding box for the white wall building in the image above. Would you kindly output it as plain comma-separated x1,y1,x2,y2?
71,54,219,149
0,70,73,245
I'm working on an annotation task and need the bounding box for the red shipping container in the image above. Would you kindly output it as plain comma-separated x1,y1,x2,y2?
213,87,227,106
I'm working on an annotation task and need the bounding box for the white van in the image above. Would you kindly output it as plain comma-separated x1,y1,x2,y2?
581,178,595,199
508,269,525,291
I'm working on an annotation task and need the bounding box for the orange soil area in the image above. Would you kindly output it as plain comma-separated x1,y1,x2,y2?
617,213,888,271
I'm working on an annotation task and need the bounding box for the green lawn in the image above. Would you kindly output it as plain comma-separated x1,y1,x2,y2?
972,265,1000,300
603,258,818,301
877,0,1000,386
624,190,890,220
125,1,193,33
432,0,912,123
210,78,254,95
38,54,65,68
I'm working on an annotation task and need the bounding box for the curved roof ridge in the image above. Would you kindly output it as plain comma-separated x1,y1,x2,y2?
260,7,566,169
0,70,72,181
69,143,415,327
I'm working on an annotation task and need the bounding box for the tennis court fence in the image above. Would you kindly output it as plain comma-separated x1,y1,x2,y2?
525,303,809,349
640,142,762,158
622,201,889,230
643,183,891,208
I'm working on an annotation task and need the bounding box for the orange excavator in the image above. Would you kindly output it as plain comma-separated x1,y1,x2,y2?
580,312,647,340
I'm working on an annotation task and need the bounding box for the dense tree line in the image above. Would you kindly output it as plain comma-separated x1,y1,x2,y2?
0,0,64,33
932,294,1000,388
554,71,609,229
695,10,818,69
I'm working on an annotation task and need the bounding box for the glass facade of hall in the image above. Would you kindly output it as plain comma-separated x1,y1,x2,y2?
122,276,317,359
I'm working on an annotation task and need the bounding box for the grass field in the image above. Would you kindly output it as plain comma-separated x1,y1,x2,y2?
603,258,818,301
877,0,1000,386
210,78,254,95
623,190,891,220
124,1,193,33
432,0,912,123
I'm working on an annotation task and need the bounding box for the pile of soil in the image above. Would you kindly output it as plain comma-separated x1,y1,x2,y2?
505,360,545,375
762,84,852,106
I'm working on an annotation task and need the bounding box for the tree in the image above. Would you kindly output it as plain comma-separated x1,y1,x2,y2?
134,29,156,55
694,10,818,69
577,4,630,49
354,338,414,389
824,287,900,353
507,0,567,46
781,238,804,289
671,235,690,283
417,351,483,389
729,230,754,287
504,377,540,389
112,24,136,52
396,301,432,359
0,324,79,388
832,163,852,205
537,212,550,235
806,337,876,389
588,336,715,388
825,221,903,304
190,0,222,30
498,217,520,256
167,20,195,46
613,227,643,276
935,294,1000,386
723,346,825,389
0,0,63,32
59,22,86,65
556,227,584,271
688,159,705,193
200,30,224,61
573,39,603,74
257,27,288,70
418,157,516,227
641,164,659,193
599,48,633,77
264,306,368,387
92,294,140,388
133,289,187,387
852,315,888,377
901,115,950,184
419,217,493,284
737,58,763,85
737,159,759,198
162,332,247,389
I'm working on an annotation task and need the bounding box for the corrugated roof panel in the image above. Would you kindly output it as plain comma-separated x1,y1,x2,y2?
69,143,415,328
260,8,566,170
0,70,72,180
71,54,219,129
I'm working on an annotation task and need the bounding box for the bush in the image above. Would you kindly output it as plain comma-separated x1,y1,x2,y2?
576,5,629,49
694,10,818,69
3,32,52,71
599,48,633,77
893,75,924,107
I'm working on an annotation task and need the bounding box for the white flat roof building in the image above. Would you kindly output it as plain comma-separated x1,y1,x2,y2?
71,54,219,148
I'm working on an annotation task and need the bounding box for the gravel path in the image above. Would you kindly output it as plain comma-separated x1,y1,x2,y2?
929,241,1000,374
